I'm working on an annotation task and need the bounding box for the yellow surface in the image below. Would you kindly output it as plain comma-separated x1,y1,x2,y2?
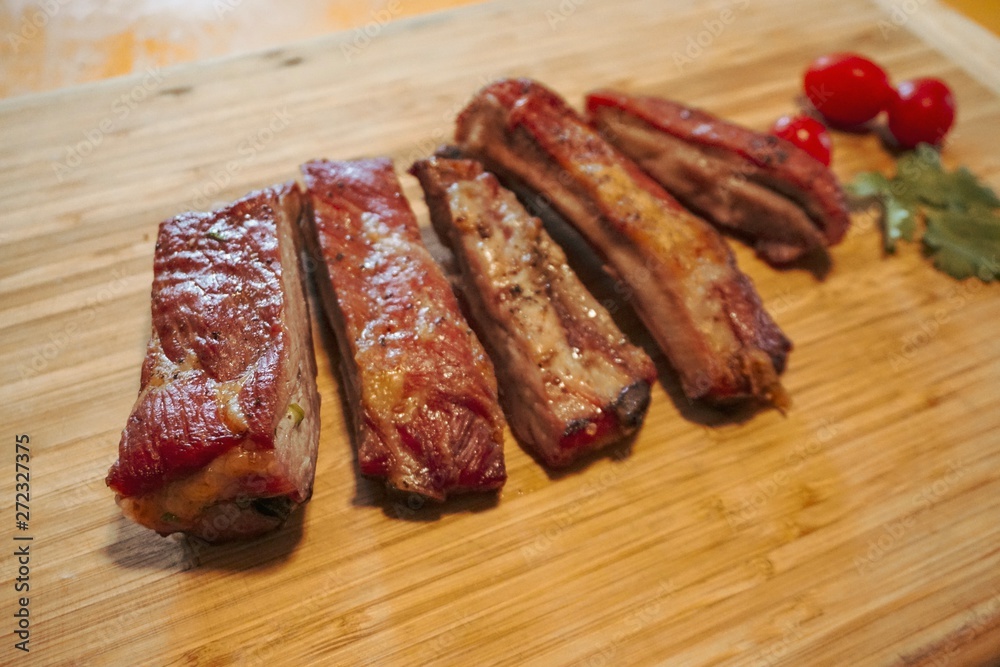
2,0,1000,665
942,0,1000,35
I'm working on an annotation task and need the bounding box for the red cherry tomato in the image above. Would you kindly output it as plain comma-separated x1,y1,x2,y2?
803,53,892,127
887,78,956,149
770,115,832,166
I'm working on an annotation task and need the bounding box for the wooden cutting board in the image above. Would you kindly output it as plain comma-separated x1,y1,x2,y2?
3,0,1000,664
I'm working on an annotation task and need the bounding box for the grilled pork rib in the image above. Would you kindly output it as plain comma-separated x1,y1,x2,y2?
455,78,790,406
107,183,320,542
301,158,506,500
411,156,656,467
586,90,850,265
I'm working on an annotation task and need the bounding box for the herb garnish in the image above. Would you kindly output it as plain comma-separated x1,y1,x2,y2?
847,144,1000,281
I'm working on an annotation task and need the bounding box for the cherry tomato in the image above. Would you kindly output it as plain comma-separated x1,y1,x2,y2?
770,115,832,166
803,53,892,127
887,78,956,149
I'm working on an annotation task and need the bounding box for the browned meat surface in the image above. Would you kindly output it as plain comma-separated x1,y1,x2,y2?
301,157,506,500
411,156,656,467
586,90,850,265
106,183,320,542
455,78,791,406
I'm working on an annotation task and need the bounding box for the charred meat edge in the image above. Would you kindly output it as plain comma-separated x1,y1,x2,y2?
455,78,791,406
411,156,656,467
300,157,507,500
106,183,320,542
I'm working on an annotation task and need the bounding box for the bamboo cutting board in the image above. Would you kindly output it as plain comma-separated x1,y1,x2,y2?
3,0,1000,665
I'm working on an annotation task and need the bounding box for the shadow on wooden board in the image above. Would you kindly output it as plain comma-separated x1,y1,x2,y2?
105,506,305,572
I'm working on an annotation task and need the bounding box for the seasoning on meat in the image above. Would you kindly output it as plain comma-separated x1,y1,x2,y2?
455,78,791,407
411,156,656,466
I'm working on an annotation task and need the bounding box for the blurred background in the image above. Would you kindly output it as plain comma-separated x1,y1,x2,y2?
0,0,996,100
0,0,487,98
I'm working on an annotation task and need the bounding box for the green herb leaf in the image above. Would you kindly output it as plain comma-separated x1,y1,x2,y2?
847,144,1000,280
896,145,944,207
924,208,1000,281
846,171,916,253
884,194,917,253
161,512,179,523
846,171,890,199
206,230,227,242
946,167,1000,209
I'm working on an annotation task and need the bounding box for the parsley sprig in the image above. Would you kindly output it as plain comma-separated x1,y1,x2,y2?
847,144,1000,281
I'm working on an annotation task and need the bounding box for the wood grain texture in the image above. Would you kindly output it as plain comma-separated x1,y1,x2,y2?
2,0,1000,665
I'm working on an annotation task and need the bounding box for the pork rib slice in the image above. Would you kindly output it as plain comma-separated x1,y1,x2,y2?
411,156,656,467
106,183,320,542
455,78,791,406
586,90,850,265
301,157,506,500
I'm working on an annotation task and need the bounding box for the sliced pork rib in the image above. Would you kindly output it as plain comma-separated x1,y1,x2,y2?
411,156,656,467
586,90,850,265
106,183,320,542
455,78,791,406
301,157,506,500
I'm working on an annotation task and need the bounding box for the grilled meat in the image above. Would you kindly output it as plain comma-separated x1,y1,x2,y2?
586,90,850,265
411,156,656,466
301,157,506,500
455,78,791,406
106,183,320,542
